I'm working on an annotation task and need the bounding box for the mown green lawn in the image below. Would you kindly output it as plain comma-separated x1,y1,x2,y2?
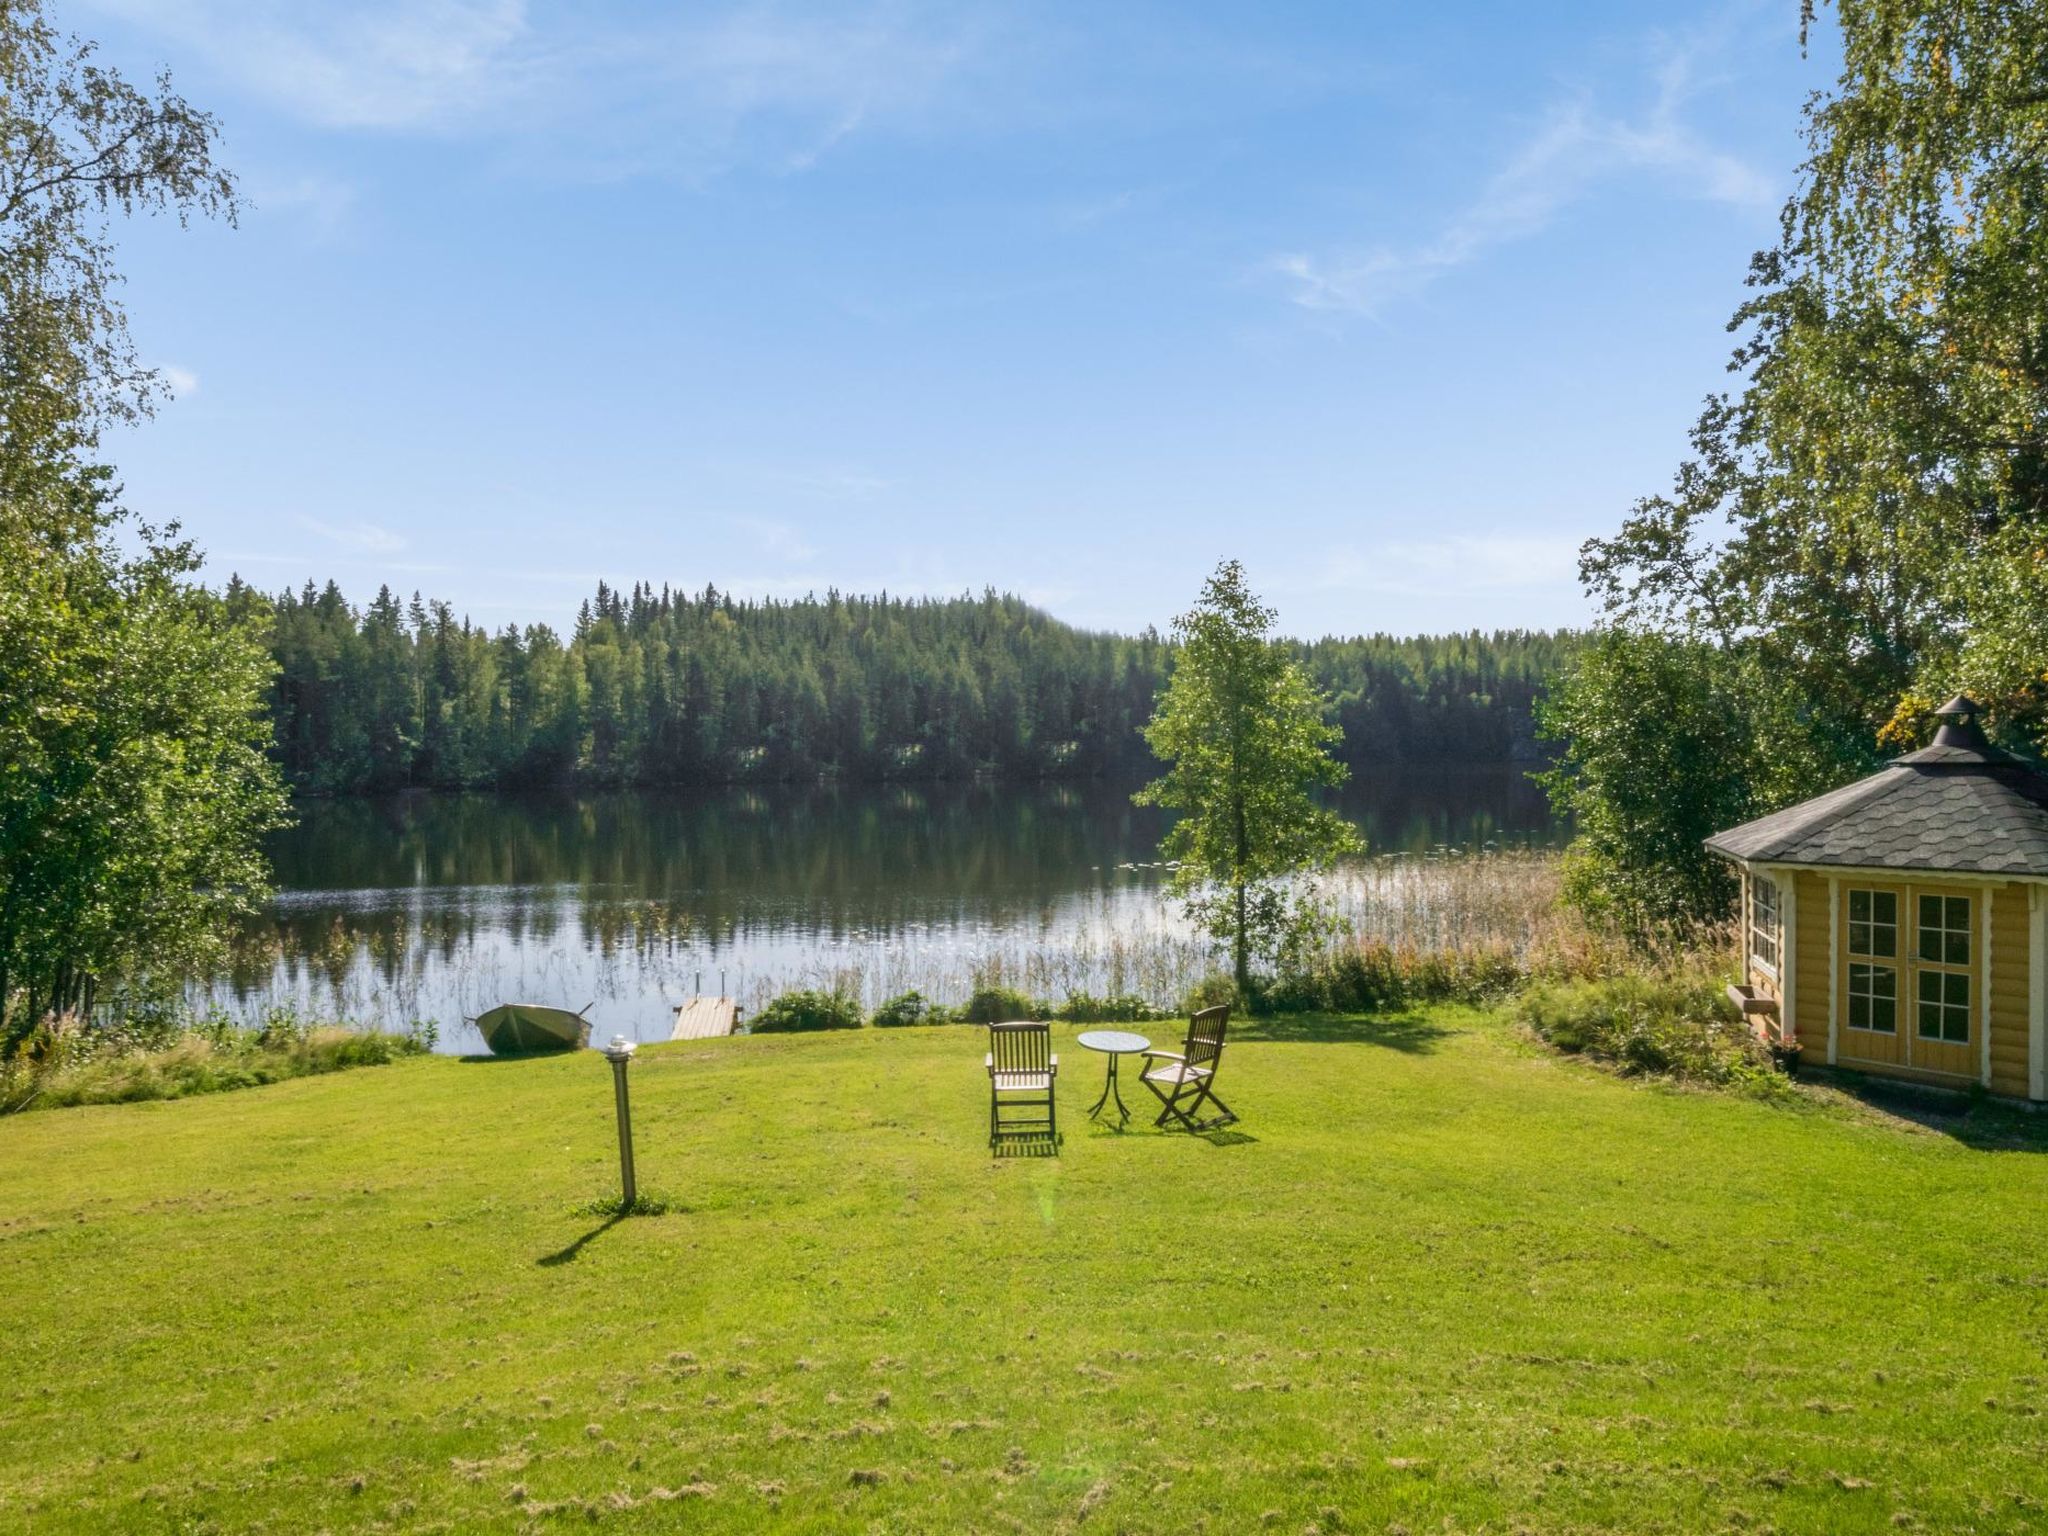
3,1010,2047,1534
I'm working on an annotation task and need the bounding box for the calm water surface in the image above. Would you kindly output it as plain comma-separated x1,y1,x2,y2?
211,768,1561,1052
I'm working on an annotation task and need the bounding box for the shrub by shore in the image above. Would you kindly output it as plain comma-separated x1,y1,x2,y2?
1510,964,1789,1094
1,1010,431,1115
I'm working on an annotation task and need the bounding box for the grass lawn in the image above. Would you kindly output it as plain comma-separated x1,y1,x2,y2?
4,1010,2048,1534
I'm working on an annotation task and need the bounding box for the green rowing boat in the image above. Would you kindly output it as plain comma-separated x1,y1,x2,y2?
475,1002,592,1056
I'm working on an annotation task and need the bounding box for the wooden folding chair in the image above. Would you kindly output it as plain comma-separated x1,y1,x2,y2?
986,1021,1057,1146
1139,1005,1234,1131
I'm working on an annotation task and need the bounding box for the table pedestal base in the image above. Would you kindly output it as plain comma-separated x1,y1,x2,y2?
1087,1053,1133,1125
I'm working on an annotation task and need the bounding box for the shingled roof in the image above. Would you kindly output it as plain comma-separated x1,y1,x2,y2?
1705,699,2048,878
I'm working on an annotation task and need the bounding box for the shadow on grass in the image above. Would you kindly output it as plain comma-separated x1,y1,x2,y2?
991,1134,1060,1160
1233,1011,1456,1052
1195,1127,1258,1147
538,1215,624,1266
1804,1068,2048,1153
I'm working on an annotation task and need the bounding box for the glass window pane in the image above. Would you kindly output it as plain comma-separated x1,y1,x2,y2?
1946,973,1970,1008
1946,932,1970,966
1918,970,1941,1004
1874,892,1896,926
1947,897,1969,930
1918,1002,1942,1039
1849,921,1871,955
1851,890,1870,922
1874,995,1896,1032
1849,993,1869,1029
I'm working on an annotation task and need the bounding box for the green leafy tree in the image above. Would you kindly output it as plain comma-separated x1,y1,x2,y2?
1585,1,2048,753
1136,561,1360,991
1553,0,2048,925
1539,629,1856,933
1,511,287,1028
0,1,283,1036
1537,633,1758,935
1,0,234,491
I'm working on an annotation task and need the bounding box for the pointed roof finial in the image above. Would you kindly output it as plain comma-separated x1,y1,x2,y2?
1936,694,1979,719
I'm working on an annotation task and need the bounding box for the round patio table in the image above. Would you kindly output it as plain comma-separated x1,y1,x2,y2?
1076,1029,1151,1126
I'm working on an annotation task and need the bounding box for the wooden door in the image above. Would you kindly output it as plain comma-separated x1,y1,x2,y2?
1907,884,1978,1079
1839,883,1905,1067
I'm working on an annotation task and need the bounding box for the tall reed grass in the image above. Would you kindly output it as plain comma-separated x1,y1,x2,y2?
198,850,1705,1048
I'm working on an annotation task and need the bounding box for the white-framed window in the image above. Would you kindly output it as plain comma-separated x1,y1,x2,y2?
1846,888,1897,961
1844,888,1899,1034
1847,961,1897,1033
1749,874,1781,975
1913,893,1973,1044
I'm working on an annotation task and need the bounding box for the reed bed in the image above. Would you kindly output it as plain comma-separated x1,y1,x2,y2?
190,850,1668,1049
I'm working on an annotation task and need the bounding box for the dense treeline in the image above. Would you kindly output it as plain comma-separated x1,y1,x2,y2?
250,578,1575,793
1299,630,1575,763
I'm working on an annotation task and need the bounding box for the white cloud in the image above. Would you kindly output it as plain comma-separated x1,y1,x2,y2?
733,516,819,564
83,0,530,130
295,516,409,554
83,1,987,179
772,468,894,501
1270,40,1774,319
245,171,359,239
160,364,200,396
1312,534,1583,596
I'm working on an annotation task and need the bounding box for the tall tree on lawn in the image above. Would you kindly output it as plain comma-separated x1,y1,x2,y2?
1137,561,1360,992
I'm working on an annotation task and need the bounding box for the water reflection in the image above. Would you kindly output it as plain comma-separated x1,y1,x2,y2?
210,769,1561,1050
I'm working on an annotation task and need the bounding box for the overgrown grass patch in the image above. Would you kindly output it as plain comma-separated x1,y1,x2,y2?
1510,964,1791,1093
2,1008,2045,1532
0,1012,429,1114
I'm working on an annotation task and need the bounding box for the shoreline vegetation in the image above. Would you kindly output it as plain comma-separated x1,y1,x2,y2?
0,815,1799,1136
0,1011,431,1116
212,846,1606,1028
13,845,1770,1118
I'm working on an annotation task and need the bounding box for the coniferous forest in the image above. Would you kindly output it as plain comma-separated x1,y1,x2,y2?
249,579,1575,793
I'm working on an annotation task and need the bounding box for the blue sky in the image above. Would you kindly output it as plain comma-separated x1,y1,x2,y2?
78,0,1823,639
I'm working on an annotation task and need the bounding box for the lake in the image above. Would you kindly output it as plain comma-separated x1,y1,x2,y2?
208,767,1563,1053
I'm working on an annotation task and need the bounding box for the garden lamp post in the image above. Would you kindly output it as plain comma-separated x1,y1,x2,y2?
603,1034,637,1209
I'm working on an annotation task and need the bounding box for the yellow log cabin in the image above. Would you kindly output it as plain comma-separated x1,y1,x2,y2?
1705,697,2048,1101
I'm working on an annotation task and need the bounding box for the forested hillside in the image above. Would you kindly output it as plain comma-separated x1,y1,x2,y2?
248,579,1574,792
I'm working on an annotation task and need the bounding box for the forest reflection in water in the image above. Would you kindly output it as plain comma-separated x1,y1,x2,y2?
208,768,1563,1053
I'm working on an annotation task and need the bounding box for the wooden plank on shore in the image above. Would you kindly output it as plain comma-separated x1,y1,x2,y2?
671,997,740,1040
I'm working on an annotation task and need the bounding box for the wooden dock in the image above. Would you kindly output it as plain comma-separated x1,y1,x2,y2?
671,996,740,1040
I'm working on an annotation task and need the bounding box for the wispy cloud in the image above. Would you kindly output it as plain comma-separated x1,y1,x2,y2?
83,0,530,131
1310,534,1583,596
1270,40,1774,320
295,516,409,554
733,516,820,564
772,468,894,501
84,1,989,180
160,363,200,396
245,170,360,240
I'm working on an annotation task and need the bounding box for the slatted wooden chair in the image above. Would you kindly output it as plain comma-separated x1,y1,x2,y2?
1139,1005,1234,1131
985,1021,1058,1146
